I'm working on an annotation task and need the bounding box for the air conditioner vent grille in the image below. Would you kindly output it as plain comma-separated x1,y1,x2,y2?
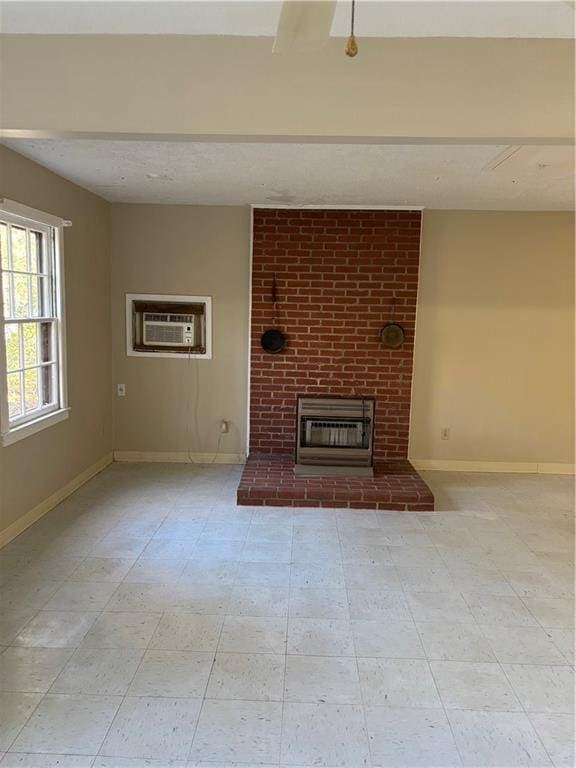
144,323,186,344
144,313,194,323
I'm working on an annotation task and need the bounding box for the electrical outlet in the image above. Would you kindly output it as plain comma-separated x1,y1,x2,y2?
441,427,450,440
220,420,229,434
117,384,126,397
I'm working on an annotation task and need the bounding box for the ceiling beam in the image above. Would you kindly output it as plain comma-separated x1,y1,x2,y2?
1,36,573,142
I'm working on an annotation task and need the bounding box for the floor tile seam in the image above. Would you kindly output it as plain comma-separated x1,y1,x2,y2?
183,697,215,763
186,698,280,762
457,591,494,628
348,590,375,767
91,686,132,759
473,623,570,666
8,608,105,651
46,552,92,581
424,644,466,768
21,689,217,701
93,636,147,696
38,640,143,698
337,518,380,768
276,532,294,768
3,609,43,647
499,660,575,716
503,577,571,603
14,692,573,711
3,750,100,761
2,686,47,754
20,649,565,665
526,710,575,766
183,624,224,761
389,565,428,632
518,595,564,631
452,706,569,768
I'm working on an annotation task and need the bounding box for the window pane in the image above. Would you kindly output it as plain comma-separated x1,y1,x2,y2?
41,363,56,407
13,274,29,317
23,323,38,366
31,276,51,317
24,368,39,412
38,276,51,316
0,223,8,269
30,276,40,316
29,231,43,273
40,322,54,363
11,227,27,272
2,275,12,318
7,371,22,419
4,323,21,371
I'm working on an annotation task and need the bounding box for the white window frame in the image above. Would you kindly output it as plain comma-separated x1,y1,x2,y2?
126,293,213,359
0,199,70,446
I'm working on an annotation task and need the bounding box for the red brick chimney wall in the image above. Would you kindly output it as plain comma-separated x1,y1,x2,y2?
249,208,422,461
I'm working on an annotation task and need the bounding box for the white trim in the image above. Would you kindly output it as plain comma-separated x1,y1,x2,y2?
407,211,424,461
251,204,425,211
0,198,72,229
1,407,70,446
55,226,69,413
0,268,8,437
246,208,254,457
113,450,245,464
0,453,113,549
125,293,213,360
537,463,576,475
411,459,575,475
3,130,573,147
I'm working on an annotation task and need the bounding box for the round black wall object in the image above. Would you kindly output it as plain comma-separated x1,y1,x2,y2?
380,322,405,349
261,328,286,354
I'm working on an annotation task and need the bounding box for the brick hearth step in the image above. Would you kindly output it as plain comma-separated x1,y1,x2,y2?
237,454,434,511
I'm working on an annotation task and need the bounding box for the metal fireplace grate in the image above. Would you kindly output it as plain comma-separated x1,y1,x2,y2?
295,396,375,477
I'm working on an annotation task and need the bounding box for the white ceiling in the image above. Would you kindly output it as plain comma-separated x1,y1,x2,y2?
1,0,574,38
2,139,573,209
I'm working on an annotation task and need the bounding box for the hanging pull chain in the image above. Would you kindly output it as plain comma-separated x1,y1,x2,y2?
345,0,358,57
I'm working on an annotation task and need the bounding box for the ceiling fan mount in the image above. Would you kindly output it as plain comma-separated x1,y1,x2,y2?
273,0,359,57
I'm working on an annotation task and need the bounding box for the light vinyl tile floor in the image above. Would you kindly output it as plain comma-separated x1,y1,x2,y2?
0,463,574,767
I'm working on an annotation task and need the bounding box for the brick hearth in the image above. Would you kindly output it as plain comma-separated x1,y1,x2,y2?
238,454,434,511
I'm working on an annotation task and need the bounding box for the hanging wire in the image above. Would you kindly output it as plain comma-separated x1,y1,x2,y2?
345,0,358,57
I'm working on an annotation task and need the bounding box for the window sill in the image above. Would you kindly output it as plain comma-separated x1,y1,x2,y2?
1,408,70,447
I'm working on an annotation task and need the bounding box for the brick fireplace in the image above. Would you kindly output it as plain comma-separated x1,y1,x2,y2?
237,208,434,511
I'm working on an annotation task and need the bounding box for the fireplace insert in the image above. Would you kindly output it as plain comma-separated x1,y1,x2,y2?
295,396,375,477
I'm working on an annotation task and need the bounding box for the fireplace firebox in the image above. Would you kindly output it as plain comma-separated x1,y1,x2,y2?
295,396,375,477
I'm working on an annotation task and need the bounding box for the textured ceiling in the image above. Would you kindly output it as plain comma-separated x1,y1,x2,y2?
1,0,574,38
2,139,573,209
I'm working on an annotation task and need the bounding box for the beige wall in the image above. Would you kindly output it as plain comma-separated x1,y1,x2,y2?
111,205,574,468
111,204,250,458
0,146,112,536
411,210,575,466
1,36,573,140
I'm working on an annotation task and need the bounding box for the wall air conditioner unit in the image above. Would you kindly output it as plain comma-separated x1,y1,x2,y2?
126,293,212,359
142,313,195,347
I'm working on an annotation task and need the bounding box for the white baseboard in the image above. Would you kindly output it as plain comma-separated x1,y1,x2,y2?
0,452,113,549
113,451,246,465
411,459,575,475
536,462,576,475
